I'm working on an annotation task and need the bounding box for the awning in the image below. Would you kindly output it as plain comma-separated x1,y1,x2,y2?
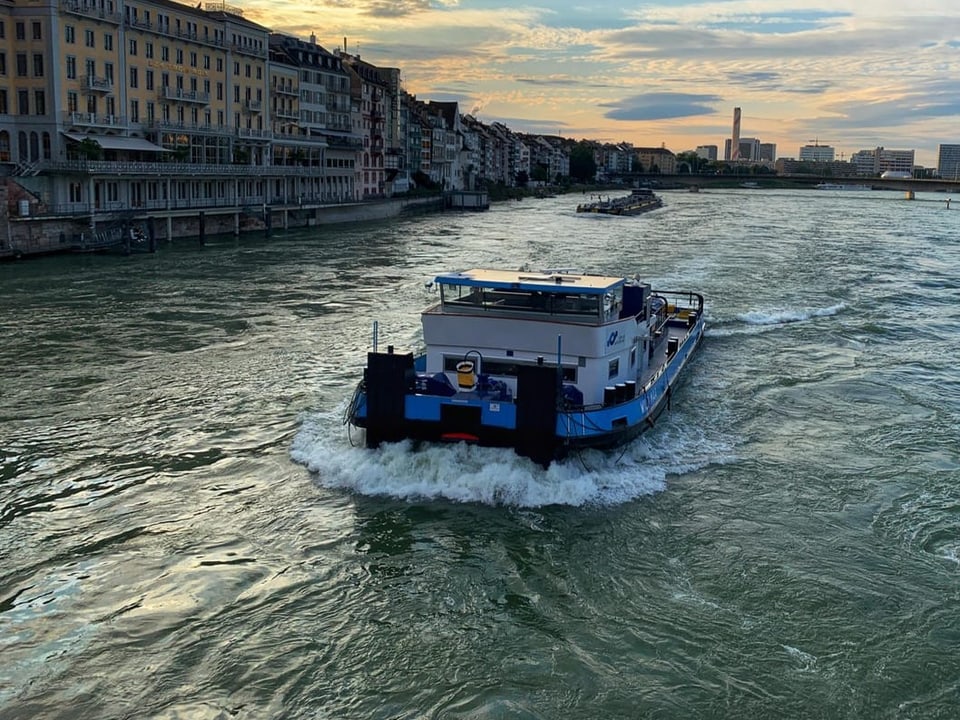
62,132,169,152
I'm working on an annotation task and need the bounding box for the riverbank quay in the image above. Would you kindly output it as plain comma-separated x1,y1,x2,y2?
0,193,450,260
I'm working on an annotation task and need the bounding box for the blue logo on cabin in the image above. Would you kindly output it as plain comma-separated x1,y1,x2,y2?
607,331,619,347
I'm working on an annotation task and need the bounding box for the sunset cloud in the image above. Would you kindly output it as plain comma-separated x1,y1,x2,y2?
239,0,960,165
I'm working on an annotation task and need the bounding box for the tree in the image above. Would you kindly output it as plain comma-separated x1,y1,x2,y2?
77,138,103,161
569,142,597,182
530,164,549,183
515,170,529,187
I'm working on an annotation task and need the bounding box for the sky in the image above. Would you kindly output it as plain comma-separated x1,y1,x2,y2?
240,0,960,168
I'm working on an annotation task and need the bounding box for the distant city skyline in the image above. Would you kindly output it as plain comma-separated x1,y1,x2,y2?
247,0,959,168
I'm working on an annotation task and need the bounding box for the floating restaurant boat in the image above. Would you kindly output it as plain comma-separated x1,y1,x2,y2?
345,269,705,466
576,188,664,215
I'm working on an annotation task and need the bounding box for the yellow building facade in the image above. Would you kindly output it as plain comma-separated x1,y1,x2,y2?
0,0,360,239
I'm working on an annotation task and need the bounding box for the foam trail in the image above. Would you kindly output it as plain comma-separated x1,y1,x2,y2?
739,303,846,326
290,407,734,508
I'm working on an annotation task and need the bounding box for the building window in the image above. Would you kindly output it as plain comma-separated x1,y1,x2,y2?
216,82,223,100
175,49,183,64
85,29,94,47
129,67,138,88
233,61,239,76
0,53,5,76
130,99,139,122
233,86,239,102
15,22,25,40
67,91,77,113
216,58,223,72
69,183,82,203
17,90,28,115
34,90,44,115
161,46,169,62
146,101,154,121
104,33,113,51
145,42,153,59
0,21,5,39
16,54,26,77
66,56,76,79
203,55,210,69
190,52,197,67
245,63,250,78
145,70,153,90
86,95,96,114
0,90,7,114
129,39,137,56
32,21,42,40
32,54,43,77
104,62,113,83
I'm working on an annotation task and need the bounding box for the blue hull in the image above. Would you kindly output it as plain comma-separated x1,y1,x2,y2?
347,317,704,466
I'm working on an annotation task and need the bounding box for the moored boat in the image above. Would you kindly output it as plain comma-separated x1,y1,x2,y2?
345,269,705,466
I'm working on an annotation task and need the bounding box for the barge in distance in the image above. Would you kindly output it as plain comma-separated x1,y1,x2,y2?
345,269,705,466
576,188,664,215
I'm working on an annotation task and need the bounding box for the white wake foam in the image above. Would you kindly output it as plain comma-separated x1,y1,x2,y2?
739,303,846,326
706,303,847,338
290,405,732,508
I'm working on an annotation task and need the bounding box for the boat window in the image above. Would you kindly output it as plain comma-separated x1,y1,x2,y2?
608,358,619,379
443,355,576,382
440,284,603,319
440,283,480,306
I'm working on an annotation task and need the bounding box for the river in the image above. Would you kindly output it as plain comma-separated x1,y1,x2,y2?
1,188,958,718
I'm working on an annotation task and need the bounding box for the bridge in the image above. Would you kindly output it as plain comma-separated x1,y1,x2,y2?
630,174,960,193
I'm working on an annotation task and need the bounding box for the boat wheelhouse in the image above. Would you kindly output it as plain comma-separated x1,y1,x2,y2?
345,269,705,466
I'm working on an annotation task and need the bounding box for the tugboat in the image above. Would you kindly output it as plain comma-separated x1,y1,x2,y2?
345,269,705,466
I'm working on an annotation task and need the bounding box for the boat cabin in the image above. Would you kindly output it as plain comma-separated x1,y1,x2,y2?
421,269,666,408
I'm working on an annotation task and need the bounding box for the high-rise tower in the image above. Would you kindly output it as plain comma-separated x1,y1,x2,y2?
731,107,742,161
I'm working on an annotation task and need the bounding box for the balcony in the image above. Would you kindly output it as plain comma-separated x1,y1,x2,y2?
63,111,128,128
235,127,272,140
230,43,267,59
243,99,262,113
150,120,230,135
84,75,113,93
275,109,299,120
274,85,298,97
38,160,318,178
62,0,121,24
159,87,210,104
127,18,152,31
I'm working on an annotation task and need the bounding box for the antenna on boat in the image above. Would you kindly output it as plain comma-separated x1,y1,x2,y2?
372,320,378,353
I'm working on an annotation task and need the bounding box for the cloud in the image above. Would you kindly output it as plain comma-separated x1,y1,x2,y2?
725,71,832,95
600,93,722,121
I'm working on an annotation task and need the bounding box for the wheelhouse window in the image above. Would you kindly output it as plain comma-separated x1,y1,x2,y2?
608,359,619,379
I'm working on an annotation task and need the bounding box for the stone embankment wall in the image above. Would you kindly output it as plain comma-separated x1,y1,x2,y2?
1,182,443,259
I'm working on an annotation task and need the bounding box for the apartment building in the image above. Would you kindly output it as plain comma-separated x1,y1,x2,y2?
0,0,378,245
849,147,915,176
936,143,960,179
